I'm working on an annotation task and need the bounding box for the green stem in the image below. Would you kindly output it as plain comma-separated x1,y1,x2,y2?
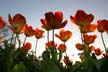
64,42,67,56
35,39,38,56
47,31,49,47
10,32,14,44
23,36,27,45
4,41,11,72
16,34,21,48
101,32,107,53
107,32,108,36
14,34,17,46
52,29,55,48
80,28,90,61
80,27,84,44
81,32,84,44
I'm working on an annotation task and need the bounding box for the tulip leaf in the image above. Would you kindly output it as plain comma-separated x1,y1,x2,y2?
4,41,13,72
70,61,82,72
12,62,27,72
40,59,61,72
100,57,108,72
83,60,99,72
92,58,103,72
58,52,62,62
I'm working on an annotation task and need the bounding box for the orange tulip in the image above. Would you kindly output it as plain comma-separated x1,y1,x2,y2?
83,33,97,44
70,10,94,27
76,43,89,51
103,53,108,58
97,20,108,32
58,44,66,53
46,40,57,48
24,25,35,37
0,35,3,42
63,56,69,64
0,17,6,29
104,20,108,32
55,29,72,42
43,11,67,29
88,45,95,52
8,14,26,34
80,24,97,33
35,28,44,39
21,42,32,51
94,48,102,56
41,19,52,31
75,43,83,51
79,53,84,61
97,19,108,32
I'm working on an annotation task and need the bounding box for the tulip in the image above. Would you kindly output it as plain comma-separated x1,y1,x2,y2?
35,28,44,39
46,41,57,48
94,48,102,56
8,14,26,34
97,20,108,32
58,44,66,53
0,16,6,29
55,29,72,42
83,33,97,44
21,42,32,51
70,10,94,27
24,25,35,37
43,11,67,29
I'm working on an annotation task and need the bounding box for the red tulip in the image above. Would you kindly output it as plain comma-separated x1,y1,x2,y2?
94,48,102,56
80,24,97,33
46,40,57,48
21,42,32,51
63,56,69,64
8,14,26,34
42,11,67,29
35,28,44,39
55,29,72,42
75,43,83,51
76,43,89,51
88,45,95,52
70,10,94,27
58,44,66,53
97,19,108,32
0,35,3,42
41,19,52,31
0,16,6,29
83,33,97,44
24,25,35,37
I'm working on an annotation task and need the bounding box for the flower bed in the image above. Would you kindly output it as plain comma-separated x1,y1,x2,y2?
0,10,108,72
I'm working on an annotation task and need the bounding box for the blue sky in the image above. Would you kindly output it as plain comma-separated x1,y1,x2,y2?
0,0,108,61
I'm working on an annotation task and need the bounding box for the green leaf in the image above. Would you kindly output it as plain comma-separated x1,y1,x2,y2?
83,60,99,72
42,50,50,60
12,62,27,72
70,61,81,72
58,52,62,62
40,59,61,72
92,58,103,72
51,50,57,61
83,45,90,60
4,41,13,72
100,57,108,72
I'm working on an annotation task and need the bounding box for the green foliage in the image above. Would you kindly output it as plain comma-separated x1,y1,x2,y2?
0,38,107,72
70,61,82,72
0,40,40,72
100,57,108,72
41,49,64,72
12,62,27,72
40,59,61,72
0,10,108,72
